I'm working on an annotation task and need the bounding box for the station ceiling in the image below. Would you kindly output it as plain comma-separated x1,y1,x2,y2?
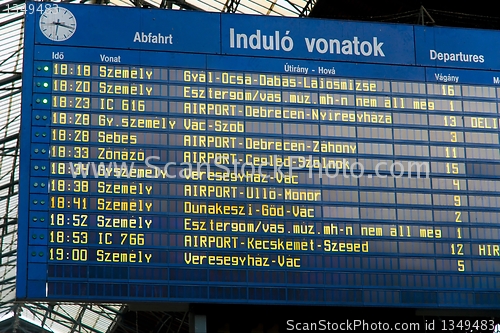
310,0,500,29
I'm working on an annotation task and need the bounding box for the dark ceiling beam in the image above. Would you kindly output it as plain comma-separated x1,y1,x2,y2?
0,180,19,193
224,0,241,13
284,0,302,14
69,305,87,333
0,250,16,260
299,0,316,17
0,217,17,225
0,134,19,146
0,74,22,88
0,12,23,28
0,90,21,105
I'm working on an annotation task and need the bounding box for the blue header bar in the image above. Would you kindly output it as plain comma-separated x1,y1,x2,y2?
34,5,221,54
29,3,500,72
415,26,500,70
220,14,415,65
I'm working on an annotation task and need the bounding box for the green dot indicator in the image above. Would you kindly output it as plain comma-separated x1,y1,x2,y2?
36,82,41,87
43,66,49,71
33,183,38,187
32,217,38,222
34,166,39,170
42,133,46,137
32,234,37,239
31,252,36,257
41,149,46,154
36,99,40,104
35,115,40,120
42,98,48,104
41,166,46,171
39,252,44,257
34,149,39,153
40,235,44,239
37,67,42,71
42,116,47,120
40,218,45,222
41,183,46,188
33,200,38,205
35,133,39,137
40,201,45,205
43,82,49,88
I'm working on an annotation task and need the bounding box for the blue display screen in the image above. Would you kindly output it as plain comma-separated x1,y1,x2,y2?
18,2,500,308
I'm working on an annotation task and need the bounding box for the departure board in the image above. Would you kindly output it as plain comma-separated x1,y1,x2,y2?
18,2,500,308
